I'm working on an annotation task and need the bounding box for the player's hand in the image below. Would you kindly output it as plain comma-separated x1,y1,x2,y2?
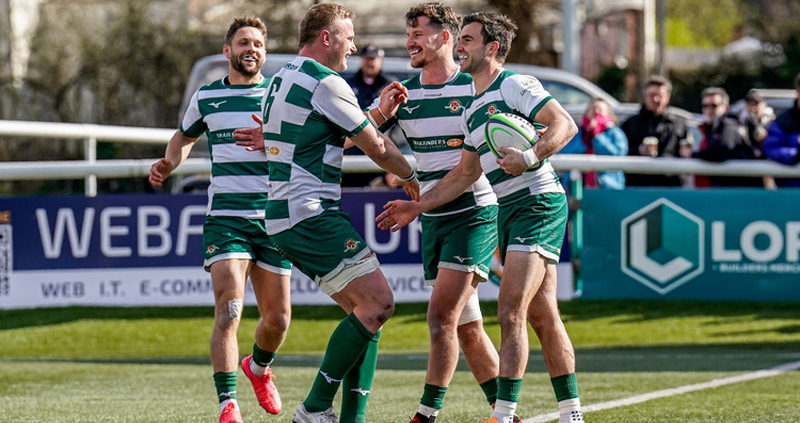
496,146,528,176
375,199,421,232
398,177,419,201
149,158,173,187
378,81,409,119
233,114,265,152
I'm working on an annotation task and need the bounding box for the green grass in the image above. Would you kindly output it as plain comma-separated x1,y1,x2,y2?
1,300,799,422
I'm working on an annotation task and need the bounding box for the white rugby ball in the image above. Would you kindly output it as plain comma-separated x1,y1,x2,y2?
484,113,540,159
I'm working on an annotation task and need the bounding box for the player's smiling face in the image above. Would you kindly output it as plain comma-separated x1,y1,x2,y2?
406,16,446,69
456,22,486,75
225,26,266,78
326,18,357,72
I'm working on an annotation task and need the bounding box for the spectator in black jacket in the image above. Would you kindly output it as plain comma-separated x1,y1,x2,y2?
345,43,397,109
621,76,689,187
680,87,761,187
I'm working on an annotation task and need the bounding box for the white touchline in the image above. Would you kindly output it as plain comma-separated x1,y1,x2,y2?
522,359,800,423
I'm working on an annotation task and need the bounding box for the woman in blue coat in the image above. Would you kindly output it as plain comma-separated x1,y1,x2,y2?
562,98,629,189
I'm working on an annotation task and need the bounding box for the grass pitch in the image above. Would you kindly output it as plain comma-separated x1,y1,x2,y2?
1,300,799,422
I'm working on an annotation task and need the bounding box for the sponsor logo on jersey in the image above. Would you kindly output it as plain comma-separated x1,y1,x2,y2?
485,105,499,117
445,99,462,113
402,105,420,114
453,255,473,263
268,146,280,155
208,100,227,108
207,245,218,254
446,138,463,147
343,238,361,252
514,236,534,243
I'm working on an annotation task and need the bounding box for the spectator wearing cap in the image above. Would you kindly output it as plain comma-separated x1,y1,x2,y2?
764,73,800,187
740,89,777,189
343,43,398,187
345,43,397,109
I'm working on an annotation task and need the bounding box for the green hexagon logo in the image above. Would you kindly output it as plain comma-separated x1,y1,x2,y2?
621,198,704,294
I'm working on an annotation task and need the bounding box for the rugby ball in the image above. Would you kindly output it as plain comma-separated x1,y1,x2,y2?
484,113,540,159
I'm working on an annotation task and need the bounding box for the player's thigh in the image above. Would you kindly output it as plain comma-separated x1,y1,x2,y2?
497,192,567,265
429,268,479,322
425,206,498,285
269,210,374,295
497,250,547,313
203,216,259,272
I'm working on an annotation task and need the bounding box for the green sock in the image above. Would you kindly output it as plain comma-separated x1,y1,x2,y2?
340,330,381,423
420,383,447,409
213,371,238,403
479,377,499,405
304,313,377,412
252,342,277,367
497,377,523,403
551,373,579,401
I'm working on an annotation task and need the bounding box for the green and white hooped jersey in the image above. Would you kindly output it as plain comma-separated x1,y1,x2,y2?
462,70,565,205
376,71,496,216
262,56,369,235
180,76,271,219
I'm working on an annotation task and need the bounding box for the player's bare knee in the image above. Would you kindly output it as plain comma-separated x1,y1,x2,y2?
263,312,290,334
497,306,526,329
216,298,243,329
428,308,457,337
374,300,394,325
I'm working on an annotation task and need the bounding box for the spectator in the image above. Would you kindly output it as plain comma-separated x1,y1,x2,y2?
562,98,628,189
343,43,398,188
621,75,689,187
740,89,777,189
681,87,760,187
346,43,397,109
764,73,800,187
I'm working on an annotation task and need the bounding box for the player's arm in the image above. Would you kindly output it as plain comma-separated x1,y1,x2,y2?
366,81,408,127
497,75,578,176
149,130,199,187
349,124,419,200
376,148,482,232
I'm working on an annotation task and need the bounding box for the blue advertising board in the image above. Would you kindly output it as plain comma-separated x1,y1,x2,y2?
0,191,514,308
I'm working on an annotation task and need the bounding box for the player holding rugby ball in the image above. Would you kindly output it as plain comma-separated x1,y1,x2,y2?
377,12,584,423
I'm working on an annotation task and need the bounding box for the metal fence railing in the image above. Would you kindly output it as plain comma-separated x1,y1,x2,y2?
2,119,800,197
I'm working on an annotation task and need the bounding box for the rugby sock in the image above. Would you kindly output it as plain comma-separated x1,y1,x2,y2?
340,330,381,423
250,342,277,376
558,398,584,423
552,373,582,423
479,376,499,405
213,371,238,410
418,383,447,416
492,377,522,419
304,313,376,413
550,373,579,401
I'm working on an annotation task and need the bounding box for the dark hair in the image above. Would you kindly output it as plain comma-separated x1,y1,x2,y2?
405,2,461,37
701,87,730,106
298,3,355,48
225,16,267,46
644,75,673,96
461,12,518,62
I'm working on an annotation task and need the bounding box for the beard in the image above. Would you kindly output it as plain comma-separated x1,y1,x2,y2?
230,52,263,77
459,50,485,75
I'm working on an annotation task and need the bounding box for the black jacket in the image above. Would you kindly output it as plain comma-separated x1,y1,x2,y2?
345,69,396,110
694,112,761,187
620,106,688,186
